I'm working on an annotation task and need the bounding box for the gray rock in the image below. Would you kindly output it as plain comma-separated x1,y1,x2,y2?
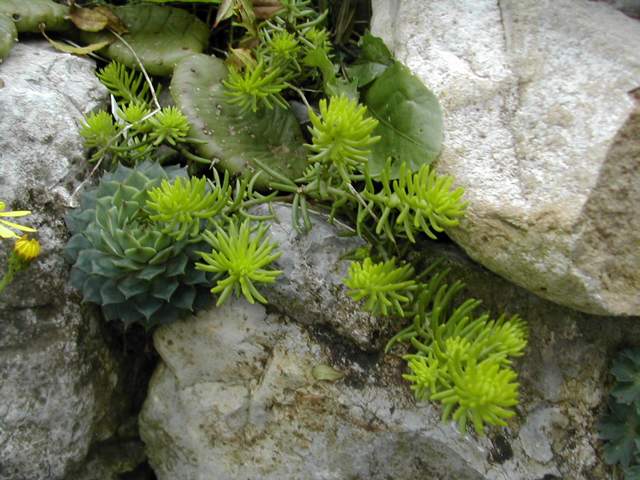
140,230,636,479
0,42,140,480
371,0,640,316
140,299,495,480
0,41,106,209
256,203,385,351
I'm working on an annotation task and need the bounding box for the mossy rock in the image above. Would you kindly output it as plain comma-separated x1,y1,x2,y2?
171,54,308,188
78,4,209,77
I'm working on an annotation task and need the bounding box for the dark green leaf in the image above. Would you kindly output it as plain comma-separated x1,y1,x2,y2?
600,402,640,467
347,32,394,87
364,61,443,178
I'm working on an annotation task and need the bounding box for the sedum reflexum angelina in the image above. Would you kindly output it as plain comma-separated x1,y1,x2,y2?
65,162,213,329
345,257,528,436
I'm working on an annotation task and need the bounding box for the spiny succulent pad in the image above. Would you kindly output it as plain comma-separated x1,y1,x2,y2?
65,162,212,329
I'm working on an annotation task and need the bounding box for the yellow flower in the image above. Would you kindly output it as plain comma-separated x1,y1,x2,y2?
0,201,37,239
14,235,41,261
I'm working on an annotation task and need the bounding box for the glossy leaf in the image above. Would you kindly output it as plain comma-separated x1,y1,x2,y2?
171,54,307,188
347,32,394,88
364,61,443,178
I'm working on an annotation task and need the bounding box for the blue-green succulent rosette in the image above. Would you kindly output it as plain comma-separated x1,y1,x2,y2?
64,161,212,329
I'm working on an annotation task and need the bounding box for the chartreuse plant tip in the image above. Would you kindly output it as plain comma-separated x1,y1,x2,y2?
149,106,191,146
346,257,528,435
196,219,282,306
360,161,468,243
146,176,227,241
343,257,416,317
306,96,380,188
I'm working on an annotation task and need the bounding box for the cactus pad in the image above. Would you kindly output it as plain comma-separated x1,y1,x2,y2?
0,0,70,33
65,162,212,329
79,5,209,76
171,54,307,188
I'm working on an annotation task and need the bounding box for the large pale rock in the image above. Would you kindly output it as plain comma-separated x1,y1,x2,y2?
0,42,142,480
371,0,640,316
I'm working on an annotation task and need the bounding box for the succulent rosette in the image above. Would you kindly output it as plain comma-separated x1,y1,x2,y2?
64,162,212,329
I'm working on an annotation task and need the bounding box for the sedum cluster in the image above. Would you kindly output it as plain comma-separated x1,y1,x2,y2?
65,162,281,329
79,62,194,169
345,257,528,436
222,0,331,113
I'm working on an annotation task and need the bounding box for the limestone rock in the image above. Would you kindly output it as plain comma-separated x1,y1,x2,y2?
371,0,640,316
256,203,385,351
0,42,140,480
140,233,638,479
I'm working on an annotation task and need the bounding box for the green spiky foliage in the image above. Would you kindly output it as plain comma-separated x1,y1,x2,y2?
97,61,150,104
196,218,282,306
599,348,640,478
344,260,528,436
148,106,190,146
81,61,203,169
146,176,227,241
358,161,468,243
64,162,213,329
343,257,416,317
171,54,308,188
223,61,289,113
79,111,118,150
304,95,380,195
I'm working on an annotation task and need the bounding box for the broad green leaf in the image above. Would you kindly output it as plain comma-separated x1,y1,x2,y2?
347,32,394,87
364,61,443,178
78,5,209,76
0,14,16,61
171,54,307,188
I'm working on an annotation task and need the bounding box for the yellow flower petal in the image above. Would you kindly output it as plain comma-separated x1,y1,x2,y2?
0,224,18,239
0,219,37,232
0,210,32,217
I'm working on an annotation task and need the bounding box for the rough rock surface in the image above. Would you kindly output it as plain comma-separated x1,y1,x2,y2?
140,208,640,479
371,0,640,316
255,203,383,350
0,42,143,480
